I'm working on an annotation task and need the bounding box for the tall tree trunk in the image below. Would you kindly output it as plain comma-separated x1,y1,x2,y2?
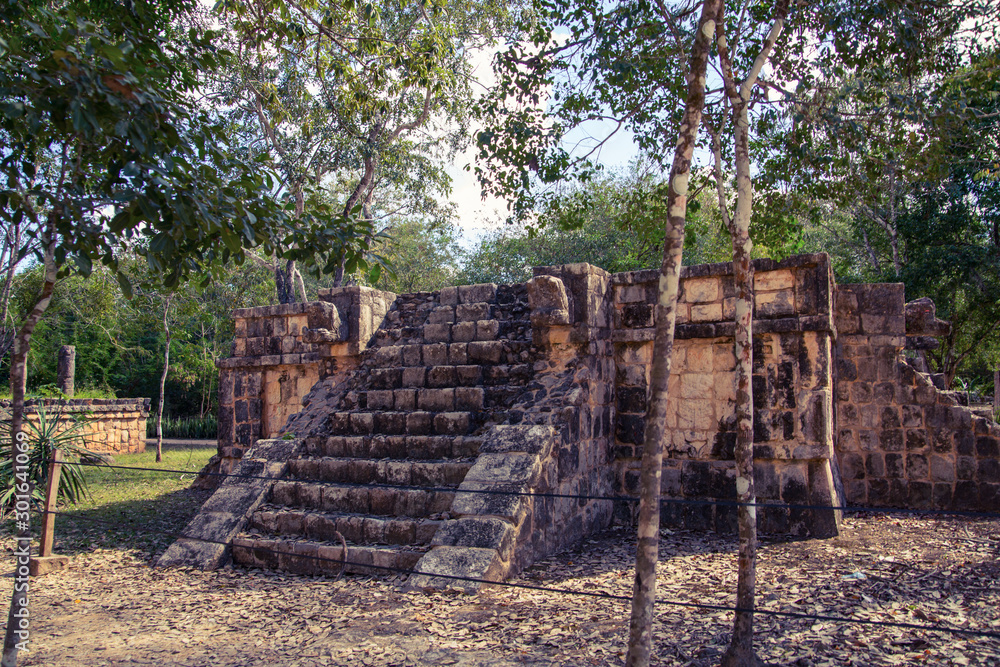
2,217,57,667
156,295,173,463
624,2,720,665
275,259,296,304
716,3,789,664
334,154,377,287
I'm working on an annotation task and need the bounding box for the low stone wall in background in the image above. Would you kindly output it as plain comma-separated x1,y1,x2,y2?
0,398,151,454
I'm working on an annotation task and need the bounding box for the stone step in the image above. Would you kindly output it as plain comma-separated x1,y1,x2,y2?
270,480,455,517
327,410,476,436
232,536,424,577
249,509,442,546
369,364,533,390
286,457,472,487
304,435,481,460
371,319,502,346
367,341,532,368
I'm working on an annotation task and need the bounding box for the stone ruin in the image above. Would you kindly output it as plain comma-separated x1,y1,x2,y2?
160,253,999,589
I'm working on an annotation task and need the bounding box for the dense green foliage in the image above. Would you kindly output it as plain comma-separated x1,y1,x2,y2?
0,259,274,418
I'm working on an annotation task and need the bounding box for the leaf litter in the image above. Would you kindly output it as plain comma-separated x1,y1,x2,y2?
1,513,997,666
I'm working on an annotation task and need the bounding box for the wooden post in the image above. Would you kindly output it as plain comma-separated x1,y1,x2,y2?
40,450,62,558
28,450,69,576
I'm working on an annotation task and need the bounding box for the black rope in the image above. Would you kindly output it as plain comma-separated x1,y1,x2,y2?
44,509,1000,641
70,460,1000,519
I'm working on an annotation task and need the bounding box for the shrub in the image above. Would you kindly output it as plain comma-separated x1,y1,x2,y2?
0,404,108,511
146,415,218,440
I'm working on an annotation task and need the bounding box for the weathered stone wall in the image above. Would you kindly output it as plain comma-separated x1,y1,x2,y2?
215,290,397,476
611,254,841,536
216,303,325,470
834,284,999,511
0,398,150,454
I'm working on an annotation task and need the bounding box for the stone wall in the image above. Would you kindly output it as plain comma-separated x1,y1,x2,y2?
834,284,999,511
0,398,150,454
216,303,325,470
215,291,397,476
610,254,841,536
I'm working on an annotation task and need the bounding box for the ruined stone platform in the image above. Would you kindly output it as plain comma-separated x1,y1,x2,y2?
160,254,1000,587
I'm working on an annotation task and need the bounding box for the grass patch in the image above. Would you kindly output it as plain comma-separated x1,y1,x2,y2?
1,442,216,560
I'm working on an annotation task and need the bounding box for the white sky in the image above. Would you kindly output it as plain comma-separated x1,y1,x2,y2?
445,43,642,249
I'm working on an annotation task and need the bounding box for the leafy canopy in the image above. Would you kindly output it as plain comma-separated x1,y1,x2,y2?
0,0,373,293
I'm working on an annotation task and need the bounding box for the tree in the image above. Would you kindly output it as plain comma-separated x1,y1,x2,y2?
459,171,731,285
708,1,790,661
475,1,723,663
0,2,370,663
213,0,512,298
368,218,463,293
757,4,1000,389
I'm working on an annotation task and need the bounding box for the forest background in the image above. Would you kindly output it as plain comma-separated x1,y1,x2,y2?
1,0,998,433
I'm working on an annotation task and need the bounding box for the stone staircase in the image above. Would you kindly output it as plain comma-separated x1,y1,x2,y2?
230,284,538,576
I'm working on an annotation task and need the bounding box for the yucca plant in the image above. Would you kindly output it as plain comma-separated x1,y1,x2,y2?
0,403,109,512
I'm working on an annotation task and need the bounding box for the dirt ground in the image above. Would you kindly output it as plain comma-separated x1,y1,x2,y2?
3,512,998,667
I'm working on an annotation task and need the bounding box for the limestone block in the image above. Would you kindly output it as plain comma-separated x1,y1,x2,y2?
451,481,528,522
452,321,476,342
468,341,503,364
417,388,454,412
423,323,451,343
402,367,426,388
527,275,571,326
686,343,714,373
755,269,795,291
679,373,713,400
677,400,715,431
428,306,455,324
459,283,497,304
691,303,723,323
480,425,557,457
439,286,459,306
904,297,951,337
408,546,504,593
756,289,795,317
432,517,515,559
618,284,648,304
476,320,500,340
457,303,490,322
682,277,720,303
463,453,541,486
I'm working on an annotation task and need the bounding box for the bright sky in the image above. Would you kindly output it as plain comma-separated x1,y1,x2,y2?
444,44,642,249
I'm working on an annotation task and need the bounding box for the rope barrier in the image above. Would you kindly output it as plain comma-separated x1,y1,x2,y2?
43,509,1000,641
70,460,1000,519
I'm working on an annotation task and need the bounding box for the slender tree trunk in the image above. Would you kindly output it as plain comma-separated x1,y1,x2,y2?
624,2,720,664
334,154,377,287
0,222,21,363
156,295,173,463
293,267,308,303
3,217,57,667
275,259,296,304
716,3,789,664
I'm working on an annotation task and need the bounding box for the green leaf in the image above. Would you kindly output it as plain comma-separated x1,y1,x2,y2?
116,271,133,299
